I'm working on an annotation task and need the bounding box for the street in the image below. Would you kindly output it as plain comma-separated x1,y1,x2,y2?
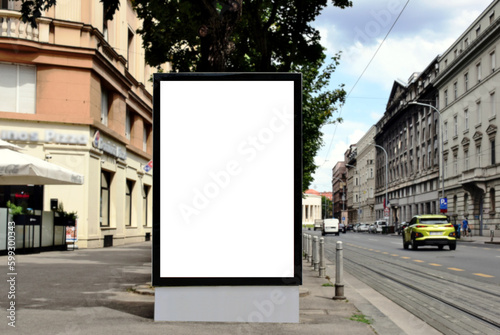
308,230,500,335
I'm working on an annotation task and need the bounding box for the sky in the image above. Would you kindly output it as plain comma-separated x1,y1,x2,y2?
309,0,495,192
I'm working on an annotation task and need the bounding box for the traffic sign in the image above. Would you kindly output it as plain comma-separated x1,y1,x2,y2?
384,207,390,217
440,197,448,213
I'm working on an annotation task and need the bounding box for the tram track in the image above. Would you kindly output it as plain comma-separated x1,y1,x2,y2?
322,238,500,335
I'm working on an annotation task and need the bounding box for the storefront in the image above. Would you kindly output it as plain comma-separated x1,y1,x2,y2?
0,121,153,253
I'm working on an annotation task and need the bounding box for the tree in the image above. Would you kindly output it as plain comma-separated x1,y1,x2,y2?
300,54,345,191
19,0,351,191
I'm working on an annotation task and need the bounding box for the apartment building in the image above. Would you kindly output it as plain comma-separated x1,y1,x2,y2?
346,125,376,225
332,161,347,221
434,0,500,235
0,0,162,252
374,58,441,225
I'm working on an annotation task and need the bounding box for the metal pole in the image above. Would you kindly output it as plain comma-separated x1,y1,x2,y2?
307,235,312,263
313,236,319,271
372,143,388,223
409,102,444,199
319,237,325,277
333,241,345,300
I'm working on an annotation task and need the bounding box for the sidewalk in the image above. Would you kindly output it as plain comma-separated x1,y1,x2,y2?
0,240,420,335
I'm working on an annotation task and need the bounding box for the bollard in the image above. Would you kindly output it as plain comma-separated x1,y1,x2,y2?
313,236,319,270
319,237,325,277
333,241,346,300
307,235,312,263
303,233,307,259
305,234,309,260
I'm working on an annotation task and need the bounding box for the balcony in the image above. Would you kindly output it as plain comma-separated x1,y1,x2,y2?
0,10,50,42
460,168,486,185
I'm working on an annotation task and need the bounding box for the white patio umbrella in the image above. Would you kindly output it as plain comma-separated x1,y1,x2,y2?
0,140,84,185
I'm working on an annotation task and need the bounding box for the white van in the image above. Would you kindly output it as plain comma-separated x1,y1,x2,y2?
322,218,340,236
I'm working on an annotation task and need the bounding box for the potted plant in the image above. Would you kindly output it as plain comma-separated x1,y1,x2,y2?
54,203,77,226
7,200,41,225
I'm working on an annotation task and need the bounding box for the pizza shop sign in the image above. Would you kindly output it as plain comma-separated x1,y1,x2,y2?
1,130,88,145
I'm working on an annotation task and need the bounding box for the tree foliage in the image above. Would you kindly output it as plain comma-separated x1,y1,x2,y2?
18,0,352,191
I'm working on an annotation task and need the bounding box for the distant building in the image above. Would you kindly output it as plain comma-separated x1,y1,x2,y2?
303,189,322,226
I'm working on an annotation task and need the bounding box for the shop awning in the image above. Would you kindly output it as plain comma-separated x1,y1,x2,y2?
0,140,84,185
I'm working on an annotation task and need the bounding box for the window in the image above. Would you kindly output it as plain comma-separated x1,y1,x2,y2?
477,145,481,168
477,62,482,82
491,139,496,165
100,171,111,227
491,51,496,72
491,91,496,117
464,150,469,170
143,125,148,151
454,115,458,137
464,109,469,130
477,100,482,124
464,193,469,213
101,88,109,126
464,72,469,91
464,38,469,48
0,63,36,114
444,158,448,179
102,3,108,41
444,121,448,141
125,180,134,226
127,27,135,70
143,185,151,226
454,82,458,99
444,89,448,106
125,109,131,139
490,188,496,213
453,154,458,175
476,25,481,37
490,12,495,25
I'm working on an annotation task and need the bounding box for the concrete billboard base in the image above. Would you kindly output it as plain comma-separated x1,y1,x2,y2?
154,286,299,323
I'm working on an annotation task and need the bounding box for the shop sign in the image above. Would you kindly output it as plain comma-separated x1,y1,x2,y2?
92,130,127,160
1,130,88,145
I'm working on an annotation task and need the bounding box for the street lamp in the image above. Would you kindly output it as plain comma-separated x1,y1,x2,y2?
369,142,388,223
409,101,445,200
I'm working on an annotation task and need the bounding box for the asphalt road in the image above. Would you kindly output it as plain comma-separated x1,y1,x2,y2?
311,231,500,335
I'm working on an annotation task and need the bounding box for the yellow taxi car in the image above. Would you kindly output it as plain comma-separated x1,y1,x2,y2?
403,214,456,250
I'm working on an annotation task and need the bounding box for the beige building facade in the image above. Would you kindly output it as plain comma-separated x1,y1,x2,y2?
0,0,162,251
434,0,500,235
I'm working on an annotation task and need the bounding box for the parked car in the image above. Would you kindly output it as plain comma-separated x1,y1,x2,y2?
353,223,360,232
368,223,376,233
314,219,323,231
347,223,354,231
339,223,347,234
402,214,456,250
357,223,369,232
375,221,387,233
397,222,409,235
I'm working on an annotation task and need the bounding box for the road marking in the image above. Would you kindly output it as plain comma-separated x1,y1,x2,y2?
382,252,389,254
473,273,495,278
401,256,411,259
448,267,465,272
413,260,425,263
391,254,399,257
429,263,442,267
374,250,381,253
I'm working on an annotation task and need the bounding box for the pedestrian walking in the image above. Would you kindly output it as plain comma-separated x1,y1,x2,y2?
454,221,461,239
462,217,469,237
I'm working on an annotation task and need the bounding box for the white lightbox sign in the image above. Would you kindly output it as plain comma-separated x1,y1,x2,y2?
153,73,302,286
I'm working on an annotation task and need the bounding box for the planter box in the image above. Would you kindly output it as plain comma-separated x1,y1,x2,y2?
14,215,41,226
54,216,76,226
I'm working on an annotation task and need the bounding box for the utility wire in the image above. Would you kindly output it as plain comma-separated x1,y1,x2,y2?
321,0,412,164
